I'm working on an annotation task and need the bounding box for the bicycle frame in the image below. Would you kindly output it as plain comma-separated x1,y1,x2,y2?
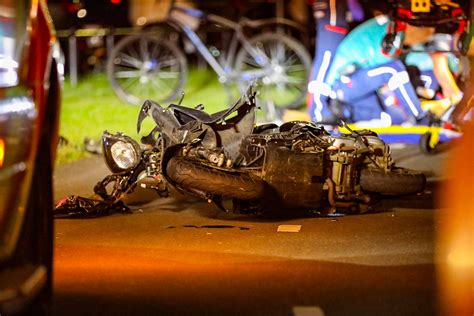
168,5,272,83
107,1,311,120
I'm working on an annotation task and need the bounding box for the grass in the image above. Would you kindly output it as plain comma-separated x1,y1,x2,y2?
57,68,232,164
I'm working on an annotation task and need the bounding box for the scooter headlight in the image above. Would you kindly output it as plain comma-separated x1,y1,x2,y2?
102,132,141,173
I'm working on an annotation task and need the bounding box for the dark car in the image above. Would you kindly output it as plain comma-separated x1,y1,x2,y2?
0,0,61,314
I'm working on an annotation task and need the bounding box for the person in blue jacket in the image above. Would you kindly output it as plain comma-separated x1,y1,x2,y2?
308,14,433,125
307,0,470,126
306,0,365,123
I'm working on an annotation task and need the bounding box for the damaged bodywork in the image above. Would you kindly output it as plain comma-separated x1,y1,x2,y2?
54,86,426,218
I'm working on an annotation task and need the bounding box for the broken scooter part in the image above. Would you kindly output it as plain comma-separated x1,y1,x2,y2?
54,85,426,218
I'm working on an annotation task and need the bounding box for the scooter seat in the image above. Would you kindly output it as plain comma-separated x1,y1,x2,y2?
171,93,253,124
171,105,232,124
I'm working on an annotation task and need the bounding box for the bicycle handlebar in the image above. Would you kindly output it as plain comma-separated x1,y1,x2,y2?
167,1,307,34
239,17,306,32
171,5,205,19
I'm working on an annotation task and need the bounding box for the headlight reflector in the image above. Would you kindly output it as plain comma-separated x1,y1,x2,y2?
110,140,139,170
102,132,141,173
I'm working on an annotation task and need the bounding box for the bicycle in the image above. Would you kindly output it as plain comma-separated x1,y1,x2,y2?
106,1,311,121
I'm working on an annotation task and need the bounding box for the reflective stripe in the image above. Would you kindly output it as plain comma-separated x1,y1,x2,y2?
368,66,419,117
367,66,397,77
399,85,420,117
420,75,432,88
317,50,332,83
387,71,409,91
308,80,332,98
329,0,336,26
308,50,333,122
313,97,324,122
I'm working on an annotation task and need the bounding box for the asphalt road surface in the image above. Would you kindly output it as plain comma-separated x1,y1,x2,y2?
52,144,448,316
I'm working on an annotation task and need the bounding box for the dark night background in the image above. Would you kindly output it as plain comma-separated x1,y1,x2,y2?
47,0,393,30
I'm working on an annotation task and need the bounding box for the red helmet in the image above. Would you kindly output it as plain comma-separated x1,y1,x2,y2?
384,0,471,54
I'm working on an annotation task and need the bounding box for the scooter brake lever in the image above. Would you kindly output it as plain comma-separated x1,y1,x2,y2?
337,119,346,128
338,119,358,135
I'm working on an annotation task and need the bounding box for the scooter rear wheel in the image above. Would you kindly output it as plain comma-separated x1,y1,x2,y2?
360,168,426,196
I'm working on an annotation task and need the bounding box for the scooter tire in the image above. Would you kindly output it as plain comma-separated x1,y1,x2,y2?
166,156,265,200
360,168,426,196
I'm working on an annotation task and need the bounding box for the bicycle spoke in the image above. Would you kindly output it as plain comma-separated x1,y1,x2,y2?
149,40,161,61
242,56,263,69
253,45,269,61
248,45,270,67
156,72,180,79
240,68,271,80
277,44,287,62
139,81,153,98
145,79,156,99
281,82,304,93
156,57,179,69
259,78,304,103
116,52,142,69
268,42,286,62
126,41,142,63
139,37,150,62
277,74,306,84
281,83,303,96
151,76,173,93
120,76,141,94
110,35,186,105
235,34,311,110
155,45,170,63
283,53,299,67
114,70,142,78
284,64,306,73
135,79,149,97
292,84,305,93
280,79,305,90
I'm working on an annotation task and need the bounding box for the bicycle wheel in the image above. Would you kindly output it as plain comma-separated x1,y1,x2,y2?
234,33,311,110
107,34,187,105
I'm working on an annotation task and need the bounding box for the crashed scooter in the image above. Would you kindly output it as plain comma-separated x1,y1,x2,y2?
55,86,426,218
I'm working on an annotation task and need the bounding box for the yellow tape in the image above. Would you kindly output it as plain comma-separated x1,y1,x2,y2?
344,124,443,135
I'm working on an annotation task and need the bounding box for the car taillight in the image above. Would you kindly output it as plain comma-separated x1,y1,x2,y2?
0,95,36,260
0,139,4,167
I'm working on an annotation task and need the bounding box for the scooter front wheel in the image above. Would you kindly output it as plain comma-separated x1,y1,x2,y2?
166,156,265,201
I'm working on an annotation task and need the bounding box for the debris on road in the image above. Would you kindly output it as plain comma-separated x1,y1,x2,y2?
277,225,302,233
293,306,325,316
54,195,131,218
84,137,102,154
